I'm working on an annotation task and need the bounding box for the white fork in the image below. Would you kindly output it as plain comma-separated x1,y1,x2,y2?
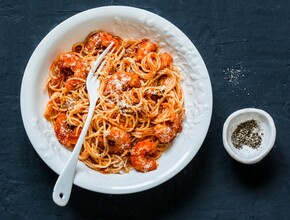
52,42,114,206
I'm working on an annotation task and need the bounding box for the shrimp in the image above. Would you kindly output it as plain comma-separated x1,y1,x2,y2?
105,127,132,154
104,71,141,95
56,52,88,90
54,113,81,147
84,31,121,53
160,52,173,69
136,39,157,62
154,117,182,144
130,139,158,172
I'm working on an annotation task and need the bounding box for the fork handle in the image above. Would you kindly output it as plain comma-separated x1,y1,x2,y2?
52,98,97,206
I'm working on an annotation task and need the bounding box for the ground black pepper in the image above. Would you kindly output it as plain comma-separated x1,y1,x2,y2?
231,119,263,149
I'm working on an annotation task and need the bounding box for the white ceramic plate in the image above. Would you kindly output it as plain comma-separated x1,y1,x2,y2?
20,6,212,194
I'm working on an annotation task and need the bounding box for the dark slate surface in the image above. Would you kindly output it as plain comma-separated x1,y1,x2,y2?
1,0,290,219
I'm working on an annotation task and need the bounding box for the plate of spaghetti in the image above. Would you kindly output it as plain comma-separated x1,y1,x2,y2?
21,6,212,194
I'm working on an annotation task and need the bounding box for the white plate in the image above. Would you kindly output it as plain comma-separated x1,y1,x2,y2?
20,6,212,194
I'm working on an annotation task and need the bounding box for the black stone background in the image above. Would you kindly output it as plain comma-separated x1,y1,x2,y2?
1,0,290,219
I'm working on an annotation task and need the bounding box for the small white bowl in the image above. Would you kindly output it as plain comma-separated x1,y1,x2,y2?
223,108,276,164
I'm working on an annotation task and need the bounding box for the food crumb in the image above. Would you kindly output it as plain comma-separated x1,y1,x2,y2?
223,65,244,86
224,65,251,96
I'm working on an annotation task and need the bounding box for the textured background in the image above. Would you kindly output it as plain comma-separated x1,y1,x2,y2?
1,0,290,219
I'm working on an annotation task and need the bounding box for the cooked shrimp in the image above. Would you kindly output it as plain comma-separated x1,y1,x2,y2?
104,71,141,95
54,113,81,147
160,52,173,69
130,139,158,172
105,127,131,154
137,39,157,61
84,31,121,53
56,52,88,90
154,117,182,143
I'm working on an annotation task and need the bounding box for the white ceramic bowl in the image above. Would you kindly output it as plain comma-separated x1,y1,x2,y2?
223,108,276,164
21,6,212,194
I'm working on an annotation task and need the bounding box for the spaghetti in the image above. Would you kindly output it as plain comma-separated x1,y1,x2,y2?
44,31,185,173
